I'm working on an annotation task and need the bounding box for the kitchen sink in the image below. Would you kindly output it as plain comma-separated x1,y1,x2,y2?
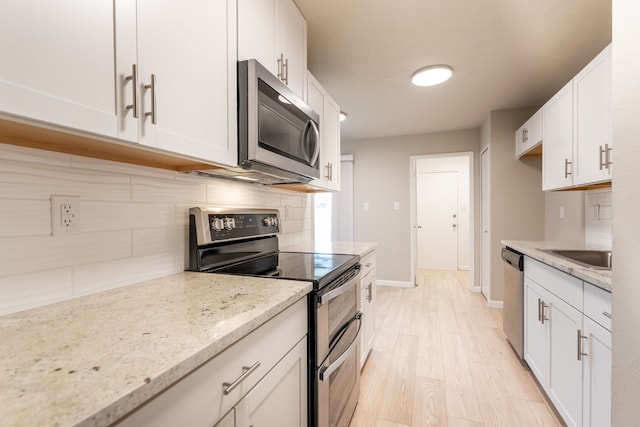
540,249,612,269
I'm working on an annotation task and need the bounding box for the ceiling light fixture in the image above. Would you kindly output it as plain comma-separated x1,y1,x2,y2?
339,112,347,122
411,64,453,87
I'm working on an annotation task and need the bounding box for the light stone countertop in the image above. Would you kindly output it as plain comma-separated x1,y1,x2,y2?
0,272,312,427
502,240,612,292
283,241,378,257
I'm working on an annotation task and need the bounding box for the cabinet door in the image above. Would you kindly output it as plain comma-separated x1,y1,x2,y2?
214,409,235,427
307,72,341,191
542,81,573,190
277,0,308,98
573,45,612,186
582,316,612,427
0,0,117,137
322,94,341,191
524,278,550,388
547,292,583,427
360,269,376,367
237,337,308,427
515,109,542,159
237,0,277,75
122,0,237,166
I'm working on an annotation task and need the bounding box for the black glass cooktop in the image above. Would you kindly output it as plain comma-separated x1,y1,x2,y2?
212,251,359,289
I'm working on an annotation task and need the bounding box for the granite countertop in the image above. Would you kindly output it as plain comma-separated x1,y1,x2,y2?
0,272,312,427
502,240,612,292
283,241,378,257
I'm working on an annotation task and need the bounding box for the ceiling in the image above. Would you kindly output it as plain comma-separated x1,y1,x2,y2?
294,0,612,142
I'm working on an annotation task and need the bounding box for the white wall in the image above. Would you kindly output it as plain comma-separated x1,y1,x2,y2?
342,129,481,285
480,108,546,302
611,0,640,422
0,143,313,316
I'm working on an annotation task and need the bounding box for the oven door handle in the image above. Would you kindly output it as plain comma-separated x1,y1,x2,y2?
317,266,360,305
318,312,362,382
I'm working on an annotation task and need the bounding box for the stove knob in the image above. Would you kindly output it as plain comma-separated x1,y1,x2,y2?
272,217,278,227
224,217,235,230
212,218,224,232
262,217,272,227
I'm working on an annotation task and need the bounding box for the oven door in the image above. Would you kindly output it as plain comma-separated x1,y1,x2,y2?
314,266,362,427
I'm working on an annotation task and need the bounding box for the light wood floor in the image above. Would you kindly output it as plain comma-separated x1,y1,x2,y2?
350,269,564,427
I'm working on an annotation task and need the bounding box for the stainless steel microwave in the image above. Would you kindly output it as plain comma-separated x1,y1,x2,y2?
238,59,320,184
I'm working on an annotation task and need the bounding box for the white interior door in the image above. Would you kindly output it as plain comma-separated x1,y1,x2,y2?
416,171,458,270
481,149,491,297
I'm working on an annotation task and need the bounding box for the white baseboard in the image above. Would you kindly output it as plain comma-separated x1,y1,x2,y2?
376,280,414,288
487,300,503,309
470,285,481,293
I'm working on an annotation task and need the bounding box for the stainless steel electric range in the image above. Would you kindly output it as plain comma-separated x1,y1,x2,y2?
189,207,362,427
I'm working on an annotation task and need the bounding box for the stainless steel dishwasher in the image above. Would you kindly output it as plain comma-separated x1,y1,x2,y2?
502,246,524,360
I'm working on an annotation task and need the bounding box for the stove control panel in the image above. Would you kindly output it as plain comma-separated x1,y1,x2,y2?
189,208,281,245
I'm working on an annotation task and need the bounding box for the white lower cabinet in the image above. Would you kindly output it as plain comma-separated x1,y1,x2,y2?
582,316,612,427
236,338,307,427
523,257,611,427
359,250,376,367
115,298,307,427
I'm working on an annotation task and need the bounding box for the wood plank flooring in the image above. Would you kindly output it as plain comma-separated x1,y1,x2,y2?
350,269,563,427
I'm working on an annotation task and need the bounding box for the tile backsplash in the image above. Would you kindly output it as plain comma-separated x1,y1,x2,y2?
585,188,612,248
0,143,313,315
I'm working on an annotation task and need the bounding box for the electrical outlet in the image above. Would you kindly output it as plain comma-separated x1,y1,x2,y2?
51,195,80,236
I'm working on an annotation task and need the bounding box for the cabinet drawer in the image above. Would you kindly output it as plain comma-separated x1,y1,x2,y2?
360,251,376,278
524,257,583,310
584,283,612,331
116,297,307,427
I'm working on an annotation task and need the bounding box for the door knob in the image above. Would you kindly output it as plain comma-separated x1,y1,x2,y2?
416,225,422,229
452,224,457,228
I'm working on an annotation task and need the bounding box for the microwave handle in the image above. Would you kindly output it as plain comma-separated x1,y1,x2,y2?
304,120,320,166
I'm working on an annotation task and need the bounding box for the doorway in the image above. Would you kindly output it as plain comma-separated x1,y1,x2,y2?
410,152,474,289
416,171,459,269
481,148,491,299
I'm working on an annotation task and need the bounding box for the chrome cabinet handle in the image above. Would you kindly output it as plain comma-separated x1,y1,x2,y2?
599,145,607,170
367,282,373,302
539,299,549,324
125,64,139,118
144,74,157,124
603,311,612,319
606,144,613,169
564,158,572,178
577,329,588,361
283,57,289,85
277,53,287,83
222,361,261,395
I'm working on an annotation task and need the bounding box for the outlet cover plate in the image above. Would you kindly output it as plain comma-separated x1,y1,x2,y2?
51,195,80,236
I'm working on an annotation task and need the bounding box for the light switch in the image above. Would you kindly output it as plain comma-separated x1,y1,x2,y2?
559,206,565,219
393,201,400,210
363,202,369,211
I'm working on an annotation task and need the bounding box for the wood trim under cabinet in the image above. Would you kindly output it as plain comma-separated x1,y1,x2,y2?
0,117,222,172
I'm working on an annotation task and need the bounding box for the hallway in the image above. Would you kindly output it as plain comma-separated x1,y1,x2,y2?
350,269,563,426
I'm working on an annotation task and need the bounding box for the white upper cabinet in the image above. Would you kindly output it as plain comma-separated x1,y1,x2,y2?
238,0,308,98
115,0,237,166
573,45,612,186
542,81,574,190
307,72,341,191
542,44,612,191
515,108,543,159
0,0,118,137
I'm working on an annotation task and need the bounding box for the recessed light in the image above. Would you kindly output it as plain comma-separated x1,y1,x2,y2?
411,64,453,87
339,112,347,122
